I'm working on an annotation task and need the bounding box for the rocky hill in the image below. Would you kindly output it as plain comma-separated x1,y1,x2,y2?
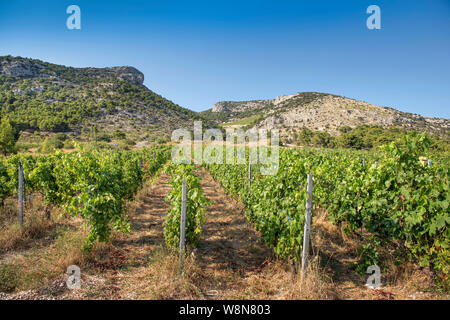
205,92,449,139
0,58,145,85
1,56,448,147
0,56,205,142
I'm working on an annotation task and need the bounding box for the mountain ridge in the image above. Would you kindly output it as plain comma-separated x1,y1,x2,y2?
0,57,145,86
205,91,449,139
0,55,204,142
1,55,448,147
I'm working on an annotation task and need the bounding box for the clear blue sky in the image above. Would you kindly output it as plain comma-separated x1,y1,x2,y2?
0,0,449,118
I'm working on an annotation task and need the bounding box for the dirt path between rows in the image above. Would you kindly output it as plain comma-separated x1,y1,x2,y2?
0,172,173,300
1,167,274,300
111,167,272,299
193,167,272,299
111,173,172,299
2,168,442,300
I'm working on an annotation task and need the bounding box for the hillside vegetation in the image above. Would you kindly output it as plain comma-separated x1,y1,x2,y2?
205,92,449,145
0,56,204,143
1,56,448,155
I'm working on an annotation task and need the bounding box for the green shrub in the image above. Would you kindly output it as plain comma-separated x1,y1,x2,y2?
163,164,211,248
0,118,19,155
40,137,64,153
63,140,75,149
96,132,111,142
0,264,20,293
112,129,126,140
53,133,68,142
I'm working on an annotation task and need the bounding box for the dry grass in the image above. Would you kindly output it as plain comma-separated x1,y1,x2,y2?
0,225,129,293
0,175,163,294
112,242,338,300
309,208,448,299
237,256,337,300
0,192,130,294
124,168,165,220
117,246,205,299
0,196,56,253
126,180,154,216
137,248,335,300
1,170,447,300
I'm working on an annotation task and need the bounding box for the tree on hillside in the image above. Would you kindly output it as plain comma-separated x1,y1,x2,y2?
297,127,313,146
338,126,352,134
0,117,19,155
337,131,365,149
311,131,336,148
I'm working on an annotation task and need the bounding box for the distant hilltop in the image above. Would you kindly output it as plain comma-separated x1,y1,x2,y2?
0,55,204,141
0,55,448,145
205,92,449,138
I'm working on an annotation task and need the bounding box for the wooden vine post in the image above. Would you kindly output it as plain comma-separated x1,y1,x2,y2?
248,163,252,189
179,177,187,273
18,161,24,227
301,174,313,275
